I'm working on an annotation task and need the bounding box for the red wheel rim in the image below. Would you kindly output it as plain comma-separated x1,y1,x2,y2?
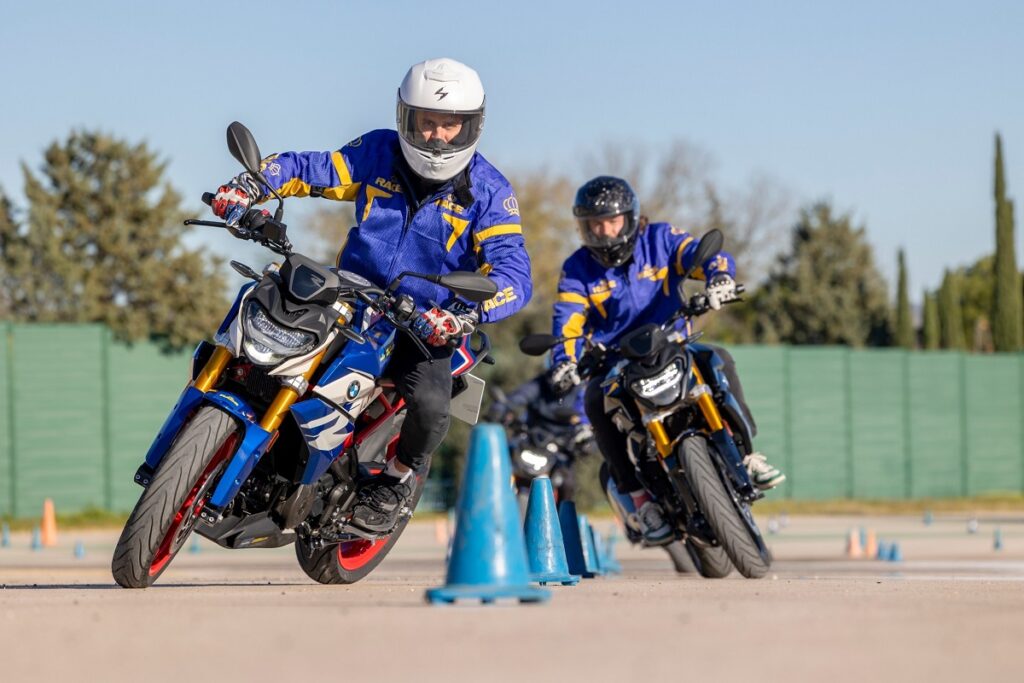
149,433,238,577
337,538,388,571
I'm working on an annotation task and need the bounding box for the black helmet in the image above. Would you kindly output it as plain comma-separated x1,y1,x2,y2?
573,176,641,268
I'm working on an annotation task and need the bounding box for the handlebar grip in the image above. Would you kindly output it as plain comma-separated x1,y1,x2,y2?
736,283,746,294
201,192,215,206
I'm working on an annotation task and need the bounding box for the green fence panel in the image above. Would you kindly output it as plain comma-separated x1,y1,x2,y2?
786,347,849,499
907,353,965,497
727,345,789,497
10,324,107,518
849,350,907,498
964,354,1023,495
0,325,11,515
108,341,192,512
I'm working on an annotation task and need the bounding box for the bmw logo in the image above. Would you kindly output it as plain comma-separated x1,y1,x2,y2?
347,381,360,399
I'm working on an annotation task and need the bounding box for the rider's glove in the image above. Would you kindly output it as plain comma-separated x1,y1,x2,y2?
412,307,475,347
548,361,581,397
444,299,480,337
231,208,271,238
211,175,263,227
705,274,738,311
572,422,594,446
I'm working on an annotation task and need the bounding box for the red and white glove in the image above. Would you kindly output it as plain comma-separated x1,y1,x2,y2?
412,307,468,347
211,176,263,227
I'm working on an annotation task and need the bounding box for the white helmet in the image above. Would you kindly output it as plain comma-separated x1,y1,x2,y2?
397,58,485,182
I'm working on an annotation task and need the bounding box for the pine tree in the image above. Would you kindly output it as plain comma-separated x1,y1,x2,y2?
2,131,227,348
992,133,1022,351
753,202,890,346
895,248,914,348
939,270,966,350
922,290,940,349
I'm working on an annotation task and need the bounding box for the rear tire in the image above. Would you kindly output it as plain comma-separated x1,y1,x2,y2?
295,473,427,585
681,437,770,579
664,541,695,573
111,407,237,588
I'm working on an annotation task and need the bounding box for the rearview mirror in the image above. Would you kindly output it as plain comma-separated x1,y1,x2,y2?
226,121,263,177
519,334,559,356
439,272,499,303
682,228,725,280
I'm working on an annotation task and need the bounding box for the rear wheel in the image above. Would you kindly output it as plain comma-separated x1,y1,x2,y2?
111,407,238,588
681,437,770,579
295,472,427,584
664,541,695,573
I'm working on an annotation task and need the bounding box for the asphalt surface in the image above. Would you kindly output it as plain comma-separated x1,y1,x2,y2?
1,514,1022,683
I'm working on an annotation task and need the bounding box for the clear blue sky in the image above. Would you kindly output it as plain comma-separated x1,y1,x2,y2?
3,0,1023,301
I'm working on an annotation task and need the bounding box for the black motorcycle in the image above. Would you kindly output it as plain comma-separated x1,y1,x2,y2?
519,229,771,579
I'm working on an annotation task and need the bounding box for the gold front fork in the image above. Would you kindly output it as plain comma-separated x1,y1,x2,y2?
259,348,328,432
193,346,233,393
645,363,726,458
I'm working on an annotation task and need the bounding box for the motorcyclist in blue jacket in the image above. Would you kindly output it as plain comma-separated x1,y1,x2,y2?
209,58,532,534
549,176,783,544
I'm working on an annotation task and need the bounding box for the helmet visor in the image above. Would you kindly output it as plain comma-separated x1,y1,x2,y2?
397,102,484,155
576,212,637,250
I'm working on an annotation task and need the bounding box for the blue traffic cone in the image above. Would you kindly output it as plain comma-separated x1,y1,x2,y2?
923,510,933,526
601,530,623,574
994,528,1003,551
74,540,85,559
427,425,550,604
189,536,201,554
558,500,596,579
580,515,605,576
31,526,41,551
876,541,889,560
887,542,903,562
523,477,579,586
1,522,9,548
858,527,867,549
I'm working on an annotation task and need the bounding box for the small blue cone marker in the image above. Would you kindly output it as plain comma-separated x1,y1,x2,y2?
189,536,201,554
579,516,605,576
994,528,1003,551
523,477,579,586
73,540,85,559
558,500,595,579
923,510,933,526
427,425,550,604
876,541,889,560
601,530,623,574
30,526,42,551
887,542,903,563
1,522,9,548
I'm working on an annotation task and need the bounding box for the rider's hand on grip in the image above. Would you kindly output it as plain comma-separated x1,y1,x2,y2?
548,361,581,397
411,307,463,347
705,274,738,311
211,176,262,227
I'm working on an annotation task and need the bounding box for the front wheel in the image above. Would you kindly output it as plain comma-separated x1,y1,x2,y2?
111,407,238,588
295,472,427,584
681,437,770,579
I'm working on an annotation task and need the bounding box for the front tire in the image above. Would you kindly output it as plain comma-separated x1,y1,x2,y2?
111,407,238,588
681,437,770,579
295,472,427,585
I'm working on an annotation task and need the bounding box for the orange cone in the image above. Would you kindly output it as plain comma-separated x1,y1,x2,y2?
40,498,58,548
845,528,862,558
864,529,878,559
434,518,449,546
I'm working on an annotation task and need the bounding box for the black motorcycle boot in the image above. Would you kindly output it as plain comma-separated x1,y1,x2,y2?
349,474,415,534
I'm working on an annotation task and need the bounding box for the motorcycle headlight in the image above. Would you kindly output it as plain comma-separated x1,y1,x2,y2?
630,361,683,406
241,301,316,365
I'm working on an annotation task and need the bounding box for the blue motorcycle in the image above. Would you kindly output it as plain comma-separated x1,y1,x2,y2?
111,123,496,588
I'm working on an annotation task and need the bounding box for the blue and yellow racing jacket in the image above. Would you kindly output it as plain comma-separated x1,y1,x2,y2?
551,222,735,366
253,129,531,323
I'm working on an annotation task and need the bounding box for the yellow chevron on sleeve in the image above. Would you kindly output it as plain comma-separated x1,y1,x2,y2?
589,290,612,318
277,177,313,198
473,223,522,245
557,292,590,308
443,213,471,251
562,311,587,360
332,150,353,186
674,235,694,275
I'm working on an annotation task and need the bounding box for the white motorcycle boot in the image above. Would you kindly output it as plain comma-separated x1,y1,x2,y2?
744,452,786,490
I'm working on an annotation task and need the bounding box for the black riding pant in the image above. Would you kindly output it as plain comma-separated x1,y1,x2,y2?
584,344,754,494
386,336,453,472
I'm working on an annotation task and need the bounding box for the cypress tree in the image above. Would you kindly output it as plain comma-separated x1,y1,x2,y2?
922,290,940,350
939,270,966,350
895,248,914,347
992,133,1022,351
